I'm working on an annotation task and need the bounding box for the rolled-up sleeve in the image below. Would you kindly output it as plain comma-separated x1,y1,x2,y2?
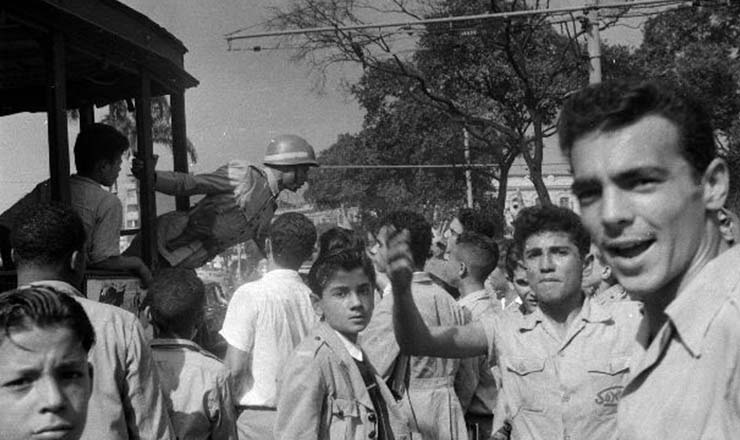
122,319,175,440
155,161,246,196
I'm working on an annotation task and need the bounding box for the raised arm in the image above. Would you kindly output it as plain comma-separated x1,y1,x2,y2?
388,228,489,358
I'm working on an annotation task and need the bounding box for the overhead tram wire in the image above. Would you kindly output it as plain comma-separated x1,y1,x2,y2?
225,0,689,45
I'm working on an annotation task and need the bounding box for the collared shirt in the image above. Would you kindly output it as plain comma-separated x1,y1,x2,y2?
219,269,317,406
0,175,121,264
27,280,174,440
362,271,473,440
618,245,740,440
154,161,279,268
151,338,238,440
592,284,628,306
457,289,498,416
334,329,364,361
482,295,641,440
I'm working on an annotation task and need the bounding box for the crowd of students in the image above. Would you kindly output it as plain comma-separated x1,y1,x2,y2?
2,78,740,440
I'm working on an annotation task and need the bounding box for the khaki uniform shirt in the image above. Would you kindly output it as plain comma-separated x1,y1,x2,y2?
151,338,238,440
275,322,411,440
457,289,498,417
618,245,740,439
154,161,278,268
362,272,474,440
482,296,641,440
29,281,174,440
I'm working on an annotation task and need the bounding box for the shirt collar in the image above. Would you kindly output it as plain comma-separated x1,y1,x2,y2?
411,271,432,283
458,289,490,307
24,280,83,298
518,293,611,331
263,268,302,281
665,244,740,357
260,167,280,197
150,338,203,352
333,330,363,361
71,174,104,188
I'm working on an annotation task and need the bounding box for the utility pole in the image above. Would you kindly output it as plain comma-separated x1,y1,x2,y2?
464,128,473,208
585,0,602,84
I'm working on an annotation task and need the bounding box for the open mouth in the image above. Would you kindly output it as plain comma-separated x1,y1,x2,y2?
605,239,655,260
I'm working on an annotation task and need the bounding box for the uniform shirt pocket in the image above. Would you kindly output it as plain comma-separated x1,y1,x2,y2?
329,397,360,439
586,357,630,417
505,357,547,413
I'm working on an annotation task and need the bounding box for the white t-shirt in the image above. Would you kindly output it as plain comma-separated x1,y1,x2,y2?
219,269,317,406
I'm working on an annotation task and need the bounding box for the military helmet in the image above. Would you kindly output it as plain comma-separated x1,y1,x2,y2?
263,134,319,167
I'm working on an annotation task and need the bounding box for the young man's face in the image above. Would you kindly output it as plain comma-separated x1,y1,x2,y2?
312,267,375,343
371,226,392,273
570,115,718,300
523,231,585,307
99,156,123,187
511,265,537,313
0,326,92,440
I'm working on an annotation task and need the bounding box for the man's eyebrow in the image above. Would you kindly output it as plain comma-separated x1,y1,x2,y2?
571,178,599,194
611,166,669,182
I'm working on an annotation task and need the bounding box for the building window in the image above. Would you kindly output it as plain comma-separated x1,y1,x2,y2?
126,204,138,213
559,196,570,208
126,219,139,229
127,188,137,198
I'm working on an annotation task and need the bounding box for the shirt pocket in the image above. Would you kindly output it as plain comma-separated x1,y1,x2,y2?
586,357,630,417
328,397,360,439
505,357,547,413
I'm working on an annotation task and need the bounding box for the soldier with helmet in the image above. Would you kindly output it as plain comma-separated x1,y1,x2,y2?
129,134,319,269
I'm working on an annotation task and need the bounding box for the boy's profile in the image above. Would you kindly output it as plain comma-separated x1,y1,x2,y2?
275,243,411,439
146,269,238,440
0,285,96,440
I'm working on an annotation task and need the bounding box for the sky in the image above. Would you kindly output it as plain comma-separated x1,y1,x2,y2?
0,0,644,209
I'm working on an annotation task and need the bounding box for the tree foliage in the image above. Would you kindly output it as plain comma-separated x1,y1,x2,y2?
267,0,613,221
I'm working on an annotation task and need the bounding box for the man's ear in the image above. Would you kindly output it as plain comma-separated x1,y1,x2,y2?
458,262,468,279
582,253,594,278
601,264,612,282
702,158,729,211
69,250,84,272
310,293,324,320
582,252,594,278
10,248,17,264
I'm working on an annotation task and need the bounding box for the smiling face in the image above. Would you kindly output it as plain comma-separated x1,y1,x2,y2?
312,267,375,343
570,115,722,301
523,231,585,307
0,325,92,440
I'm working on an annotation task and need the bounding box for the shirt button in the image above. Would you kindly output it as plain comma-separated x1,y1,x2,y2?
368,413,377,423
368,430,376,439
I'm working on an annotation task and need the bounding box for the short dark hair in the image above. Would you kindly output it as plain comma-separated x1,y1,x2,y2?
504,241,525,280
0,285,95,351
269,213,317,270
513,206,591,257
317,227,359,259
74,123,129,176
377,210,431,268
457,208,498,238
453,231,499,282
308,247,376,298
558,80,715,176
148,269,205,335
11,203,86,266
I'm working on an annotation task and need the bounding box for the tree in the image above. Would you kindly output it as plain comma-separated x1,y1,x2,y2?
265,0,618,221
100,97,198,162
626,3,740,210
